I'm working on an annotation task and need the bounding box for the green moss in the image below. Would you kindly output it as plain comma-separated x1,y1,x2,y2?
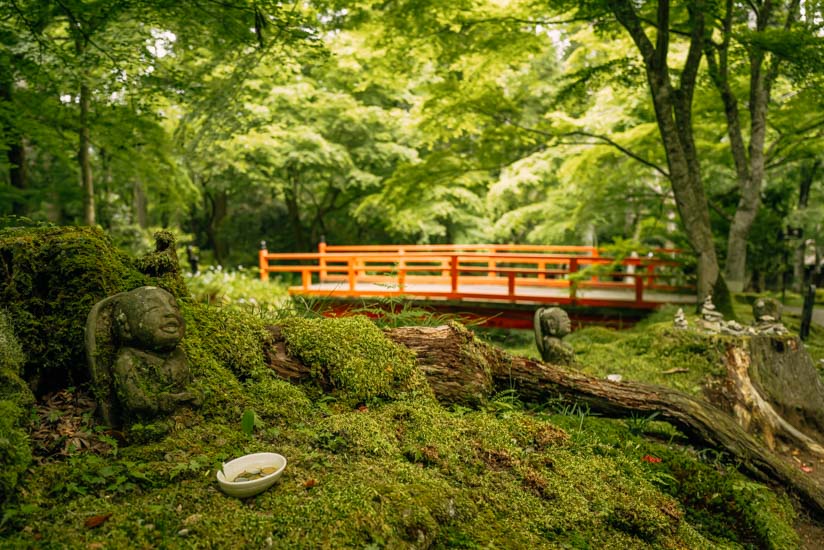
3,394,724,549
0,401,32,502
566,314,727,394
0,226,152,393
0,311,34,503
133,230,189,299
281,316,429,404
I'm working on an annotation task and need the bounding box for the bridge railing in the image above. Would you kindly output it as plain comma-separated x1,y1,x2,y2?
258,243,693,308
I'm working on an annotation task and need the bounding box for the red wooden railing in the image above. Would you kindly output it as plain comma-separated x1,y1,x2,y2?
258,243,694,309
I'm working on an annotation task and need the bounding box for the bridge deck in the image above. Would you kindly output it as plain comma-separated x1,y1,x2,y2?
296,280,696,308
258,244,698,324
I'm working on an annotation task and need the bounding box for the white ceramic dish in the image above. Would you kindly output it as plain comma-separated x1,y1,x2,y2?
216,452,287,498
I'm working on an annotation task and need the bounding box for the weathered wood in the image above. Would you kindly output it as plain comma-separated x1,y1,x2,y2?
264,323,824,517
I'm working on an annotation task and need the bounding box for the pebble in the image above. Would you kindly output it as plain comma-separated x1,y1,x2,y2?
177,529,190,537
606,374,623,382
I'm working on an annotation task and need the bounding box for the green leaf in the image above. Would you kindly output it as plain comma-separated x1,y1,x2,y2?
241,409,257,435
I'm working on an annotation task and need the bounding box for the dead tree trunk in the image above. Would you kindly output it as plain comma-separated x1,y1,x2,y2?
264,324,824,517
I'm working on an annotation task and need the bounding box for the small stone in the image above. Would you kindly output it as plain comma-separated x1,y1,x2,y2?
183,514,202,526
177,529,190,537
246,468,261,475
606,374,623,382
233,475,250,482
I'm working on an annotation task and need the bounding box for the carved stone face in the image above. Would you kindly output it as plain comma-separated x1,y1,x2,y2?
542,308,571,338
116,286,185,352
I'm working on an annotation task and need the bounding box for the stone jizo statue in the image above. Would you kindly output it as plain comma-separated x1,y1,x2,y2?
534,307,574,365
86,286,199,427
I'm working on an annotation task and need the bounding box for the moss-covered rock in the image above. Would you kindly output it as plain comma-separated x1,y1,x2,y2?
0,227,147,392
0,226,191,394
281,316,430,404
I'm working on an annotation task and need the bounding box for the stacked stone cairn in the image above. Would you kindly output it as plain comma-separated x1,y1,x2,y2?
697,295,724,333
673,308,688,329
677,295,789,336
752,298,788,335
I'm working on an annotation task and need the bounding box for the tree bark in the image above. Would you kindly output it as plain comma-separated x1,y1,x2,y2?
607,0,723,306
78,64,95,226
0,57,27,216
205,189,228,265
705,0,801,291
133,178,148,229
264,323,824,517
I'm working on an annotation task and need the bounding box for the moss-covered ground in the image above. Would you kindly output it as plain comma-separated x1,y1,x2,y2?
0,231,817,549
1,303,806,549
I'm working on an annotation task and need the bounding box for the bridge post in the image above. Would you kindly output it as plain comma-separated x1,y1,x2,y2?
488,247,496,279
347,257,356,293
569,258,578,304
635,273,644,303
398,247,406,292
507,271,516,298
319,237,327,280
590,247,599,282
259,241,268,281
450,255,459,296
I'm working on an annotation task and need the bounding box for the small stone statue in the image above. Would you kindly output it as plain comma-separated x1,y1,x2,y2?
534,307,574,365
673,308,688,330
86,286,199,427
697,294,724,333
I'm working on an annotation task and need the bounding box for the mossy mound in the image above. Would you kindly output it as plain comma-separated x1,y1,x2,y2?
281,316,430,404
566,309,726,394
0,226,153,393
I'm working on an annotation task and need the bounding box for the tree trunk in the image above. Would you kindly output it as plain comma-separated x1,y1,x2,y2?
264,323,824,517
205,189,228,265
0,58,27,216
793,159,820,290
608,0,723,306
284,174,308,251
706,0,800,292
79,77,95,226
133,178,148,229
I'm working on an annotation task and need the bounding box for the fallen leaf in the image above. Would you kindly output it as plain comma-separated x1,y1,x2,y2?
801,465,813,473
641,455,662,463
84,513,112,529
304,478,317,489
357,404,368,412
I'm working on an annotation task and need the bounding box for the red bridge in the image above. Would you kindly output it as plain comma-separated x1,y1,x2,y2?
259,243,696,328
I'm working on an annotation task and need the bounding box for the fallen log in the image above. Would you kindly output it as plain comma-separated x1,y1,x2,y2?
264,323,824,518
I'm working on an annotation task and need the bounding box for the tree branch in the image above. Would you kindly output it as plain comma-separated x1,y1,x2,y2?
561,131,670,178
